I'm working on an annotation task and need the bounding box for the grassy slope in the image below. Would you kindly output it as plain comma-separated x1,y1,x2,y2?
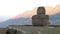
41,27,60,34
22,27,60,34
10,26,60,34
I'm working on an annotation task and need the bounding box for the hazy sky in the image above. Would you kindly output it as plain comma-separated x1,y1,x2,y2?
0,0,60,17
0,0,60,22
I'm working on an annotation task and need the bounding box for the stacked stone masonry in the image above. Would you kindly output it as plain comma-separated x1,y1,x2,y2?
32,7,49,26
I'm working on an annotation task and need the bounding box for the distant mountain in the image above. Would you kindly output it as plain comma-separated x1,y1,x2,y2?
49,13,60,25
50,13,60,20
0,18,32,28
14,8,37,19
0,13,60,28
0,16,11,22
14,4,60,19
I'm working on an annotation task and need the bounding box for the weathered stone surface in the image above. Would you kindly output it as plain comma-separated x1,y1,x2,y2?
32,7,49,26
37,7,45,15
0,28,6,34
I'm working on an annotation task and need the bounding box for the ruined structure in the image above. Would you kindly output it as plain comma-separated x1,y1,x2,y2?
32,7,49,26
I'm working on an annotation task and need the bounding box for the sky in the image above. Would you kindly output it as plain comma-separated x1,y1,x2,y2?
0,0,60,22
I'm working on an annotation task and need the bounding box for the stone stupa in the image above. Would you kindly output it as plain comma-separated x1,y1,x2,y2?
32,7,49,26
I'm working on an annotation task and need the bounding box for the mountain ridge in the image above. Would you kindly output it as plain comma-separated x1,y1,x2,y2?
13,4,60,19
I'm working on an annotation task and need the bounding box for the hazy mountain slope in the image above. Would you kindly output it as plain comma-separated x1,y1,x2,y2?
0,18,32,28
49,13,60,25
